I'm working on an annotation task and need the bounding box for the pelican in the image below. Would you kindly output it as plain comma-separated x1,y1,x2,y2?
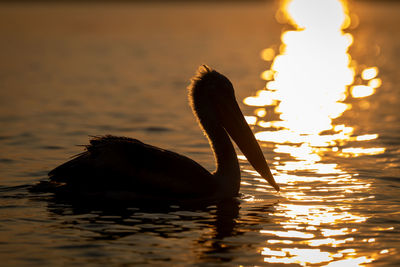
37,65,279,201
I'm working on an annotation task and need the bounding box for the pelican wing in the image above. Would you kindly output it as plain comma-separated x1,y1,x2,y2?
49,135,217,198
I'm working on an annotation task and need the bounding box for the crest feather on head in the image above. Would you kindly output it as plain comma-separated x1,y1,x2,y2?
188,64,223,95
189,65,213,85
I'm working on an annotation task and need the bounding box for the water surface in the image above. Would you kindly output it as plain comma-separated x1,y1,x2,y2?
0,1,399,266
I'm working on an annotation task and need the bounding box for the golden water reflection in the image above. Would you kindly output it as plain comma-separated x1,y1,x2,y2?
244,0,384,153
241,0,391,265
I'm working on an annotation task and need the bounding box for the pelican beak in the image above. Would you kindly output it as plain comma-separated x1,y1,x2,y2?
220,98,280,192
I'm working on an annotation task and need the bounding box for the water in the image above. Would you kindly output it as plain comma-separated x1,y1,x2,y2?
0,1,399,266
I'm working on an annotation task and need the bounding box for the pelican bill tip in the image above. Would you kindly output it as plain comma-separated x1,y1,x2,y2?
273,183,280,192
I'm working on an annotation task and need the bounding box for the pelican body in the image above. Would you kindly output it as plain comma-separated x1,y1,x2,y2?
42,66,279,201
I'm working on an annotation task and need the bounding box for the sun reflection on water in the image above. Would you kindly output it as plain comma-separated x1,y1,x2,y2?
245,0,385,156
240,0,392,265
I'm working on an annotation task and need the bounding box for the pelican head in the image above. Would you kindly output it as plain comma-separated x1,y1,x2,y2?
189,65,280,192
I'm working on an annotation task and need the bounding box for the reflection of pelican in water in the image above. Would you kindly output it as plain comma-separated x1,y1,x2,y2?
34,66,279,201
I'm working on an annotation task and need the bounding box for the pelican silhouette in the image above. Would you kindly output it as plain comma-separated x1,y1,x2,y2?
37,65,279,201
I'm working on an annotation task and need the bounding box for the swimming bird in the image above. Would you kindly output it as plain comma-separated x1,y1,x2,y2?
38,65,279,201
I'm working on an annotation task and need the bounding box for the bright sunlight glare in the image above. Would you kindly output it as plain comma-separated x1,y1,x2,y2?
243,0,390,266
243,0,385,158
